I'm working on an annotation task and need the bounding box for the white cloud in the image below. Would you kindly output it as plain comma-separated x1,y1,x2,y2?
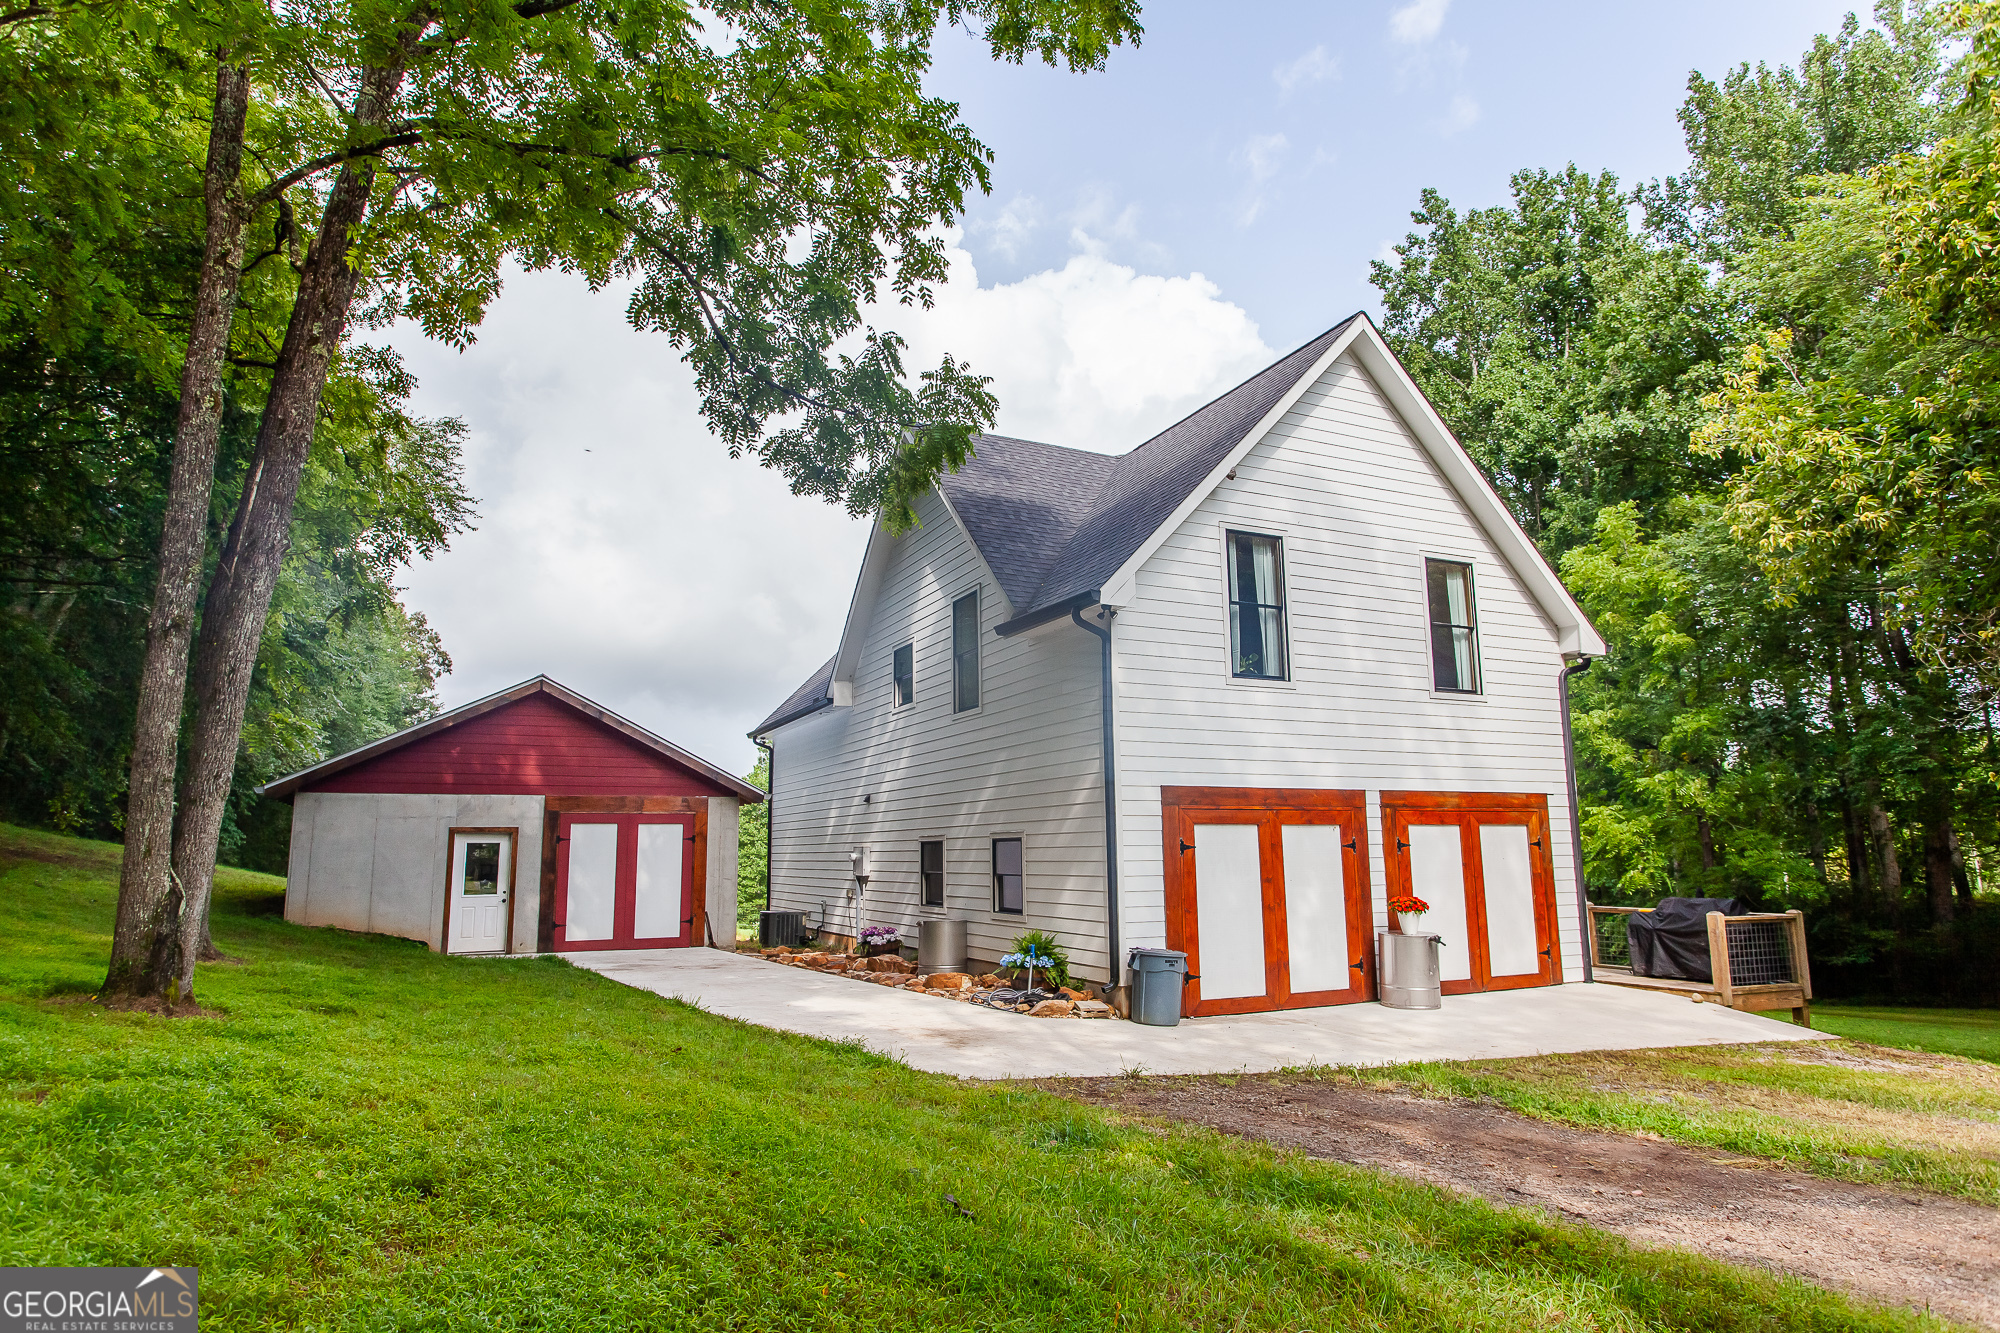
1273,45,1339,95
1437,92,1481,135
1231,132,1290,226
386,245,1270,771
974,193,1042,261
1389,0,1449,44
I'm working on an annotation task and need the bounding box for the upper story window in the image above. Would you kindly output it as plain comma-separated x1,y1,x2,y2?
920,839,944,907
892,643,914,707
1426,558,1481,693
1226,530,1288,680
951,590,980,712
992,837,1023,914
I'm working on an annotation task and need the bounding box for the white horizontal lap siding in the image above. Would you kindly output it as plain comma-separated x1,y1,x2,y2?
1113,352,1584,980
769,490,1110,978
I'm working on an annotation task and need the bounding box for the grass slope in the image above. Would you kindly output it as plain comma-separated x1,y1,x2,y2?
0,825,1952,1331
1812,1004,2000,1065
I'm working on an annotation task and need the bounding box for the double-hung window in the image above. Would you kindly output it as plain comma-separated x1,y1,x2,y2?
951,590,980,712
1226,530,1288,680
992,838,1023,914
1426,559,1481,693
892,643,914,707
920,839,945,907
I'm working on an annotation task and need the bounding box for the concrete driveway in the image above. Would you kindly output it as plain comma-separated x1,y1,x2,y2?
565,948,1831,1079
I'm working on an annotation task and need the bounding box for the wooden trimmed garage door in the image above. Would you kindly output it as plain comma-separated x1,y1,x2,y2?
553,811,697,951
1162,787,1374,1017
1380,792,1560,994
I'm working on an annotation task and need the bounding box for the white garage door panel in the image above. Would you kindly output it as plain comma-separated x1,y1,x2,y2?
634,823,685,939
1281,824,1349,994
1193,823,1266,1001
1407,823,1472,982
566,823,619,941
1480,823,1541,978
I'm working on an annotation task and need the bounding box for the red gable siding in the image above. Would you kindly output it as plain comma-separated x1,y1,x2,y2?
304,692,731,797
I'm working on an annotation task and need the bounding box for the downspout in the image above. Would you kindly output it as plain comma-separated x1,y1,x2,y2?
755,737,776,937
1560,657,1594,982
1071,606,1121,997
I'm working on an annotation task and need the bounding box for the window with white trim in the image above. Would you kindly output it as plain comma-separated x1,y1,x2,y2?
951,590,980,712
1226,530,1288,680
1426,559,1481,693
892,643,914,706
992,837,1023,914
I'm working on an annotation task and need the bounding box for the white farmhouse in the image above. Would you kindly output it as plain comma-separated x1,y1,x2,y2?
751,315,1607,1015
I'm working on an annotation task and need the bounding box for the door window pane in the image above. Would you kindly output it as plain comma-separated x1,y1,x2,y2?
920,839,945,907
1479,824,1540,977
566,823,619,941
893,643,914,706
1407,823,1472,982
1425,560,1480,692
952,592,979,711
1226,531,1287,679
461,840,501,895
634,823,685,940
992,837,1022,913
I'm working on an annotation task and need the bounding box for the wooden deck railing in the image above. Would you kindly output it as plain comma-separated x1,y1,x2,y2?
1587,904,1813,1026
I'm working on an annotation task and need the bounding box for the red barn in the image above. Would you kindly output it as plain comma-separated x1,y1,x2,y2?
261,677,765,956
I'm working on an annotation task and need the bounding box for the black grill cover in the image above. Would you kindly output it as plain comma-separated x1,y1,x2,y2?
1627,897,1745,981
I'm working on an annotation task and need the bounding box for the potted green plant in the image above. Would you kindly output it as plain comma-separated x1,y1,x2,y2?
1002,929,1070,990
858,925,902,957
1388,895,1429,934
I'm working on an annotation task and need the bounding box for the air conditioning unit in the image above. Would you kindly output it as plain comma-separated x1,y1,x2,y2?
759,909,807,949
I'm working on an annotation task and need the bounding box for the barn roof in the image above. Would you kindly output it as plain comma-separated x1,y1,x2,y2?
261,676,765,802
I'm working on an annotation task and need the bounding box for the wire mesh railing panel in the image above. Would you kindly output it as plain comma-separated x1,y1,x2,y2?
1592,912,1633,968
1725,919,1796,986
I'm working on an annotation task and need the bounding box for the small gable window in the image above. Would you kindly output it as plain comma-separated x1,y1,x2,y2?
920,839,945,907
892,643,914,707
992,837,1023,914
1226,530,1288,680
1426,559,1481,693
952,590,980,712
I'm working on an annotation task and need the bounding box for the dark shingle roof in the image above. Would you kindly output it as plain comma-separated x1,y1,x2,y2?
754,318,1360,733
751,655,836,737
1022,317,1355,612
938,434,1120,608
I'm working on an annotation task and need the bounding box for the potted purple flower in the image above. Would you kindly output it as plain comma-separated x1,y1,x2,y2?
858,925,903,958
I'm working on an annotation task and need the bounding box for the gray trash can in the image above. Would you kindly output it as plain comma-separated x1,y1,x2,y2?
1128,948,1189,1026
1378,931,1442,1009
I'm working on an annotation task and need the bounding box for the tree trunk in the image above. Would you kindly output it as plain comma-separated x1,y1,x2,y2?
103,60,251,1003
1923,800,1957,927
1869,799,1902,899
1696,811,1717,871
168,39,423,997
1950,825,1974,910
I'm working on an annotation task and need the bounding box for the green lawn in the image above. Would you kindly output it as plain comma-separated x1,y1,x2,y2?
0,825,1954,1332
1812,1002,2000,1064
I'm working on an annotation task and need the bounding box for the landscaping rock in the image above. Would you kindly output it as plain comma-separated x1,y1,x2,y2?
1029,999,1073,1017
1059,986,1091,1002
978,973,1006,987
1075,1000,1114,1019
864,955,915,974
922,972,972,991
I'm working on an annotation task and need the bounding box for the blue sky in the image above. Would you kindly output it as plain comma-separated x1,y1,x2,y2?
389,0,1870,772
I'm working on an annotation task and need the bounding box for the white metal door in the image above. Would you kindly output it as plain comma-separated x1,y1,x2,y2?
633,822,685,940
449,832,512,954
1280,823,1349,995
1479,824,1540,980
1406,823,1471,982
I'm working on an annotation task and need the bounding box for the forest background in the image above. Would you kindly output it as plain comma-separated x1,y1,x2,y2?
6,1,1997,1001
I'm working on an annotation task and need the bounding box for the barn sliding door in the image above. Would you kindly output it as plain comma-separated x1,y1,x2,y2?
554,812,695,951
1163,788,1373,1017
1380,792,1559,993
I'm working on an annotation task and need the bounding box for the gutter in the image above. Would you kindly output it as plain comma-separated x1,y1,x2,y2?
755,737,776,935
996,589,1101,638
1560,657,1594,983
1069,605,1122,997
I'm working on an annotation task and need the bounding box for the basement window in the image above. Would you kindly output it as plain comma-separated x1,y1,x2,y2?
920,839,945,907
992,838,1023,914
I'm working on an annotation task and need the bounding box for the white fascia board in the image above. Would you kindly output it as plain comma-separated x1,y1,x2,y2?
829,518,892,691
933,486,1016,619
1096,318,1369,608
1344,323,1607,658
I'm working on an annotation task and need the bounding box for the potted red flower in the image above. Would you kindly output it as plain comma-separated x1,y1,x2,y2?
1387,894,1429,934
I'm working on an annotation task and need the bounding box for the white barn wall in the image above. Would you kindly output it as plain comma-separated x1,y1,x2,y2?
1111,352,1584,980
285,792,546,953
705,797,741,947
766,490,1112,979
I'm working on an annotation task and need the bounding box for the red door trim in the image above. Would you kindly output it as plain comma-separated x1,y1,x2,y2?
552,811,698,952
1379,792,1560,993
1162,787,1373,1018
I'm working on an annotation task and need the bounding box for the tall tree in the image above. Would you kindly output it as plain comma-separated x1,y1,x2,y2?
51,0,1140,1004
